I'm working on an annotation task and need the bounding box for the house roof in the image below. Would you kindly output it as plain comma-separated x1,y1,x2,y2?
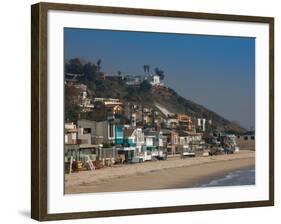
123,128,136,137
161,129,173,134
105,104,123,108
178,131,189,137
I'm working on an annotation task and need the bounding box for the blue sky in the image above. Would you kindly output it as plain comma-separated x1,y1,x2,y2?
64,28,255,130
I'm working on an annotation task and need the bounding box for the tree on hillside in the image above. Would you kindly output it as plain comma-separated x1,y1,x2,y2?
155,67,165,80
65,58,83,74
64,85,81,122
140,80,151,92
143,64,150,74
83,62,97,82
96,59,102,72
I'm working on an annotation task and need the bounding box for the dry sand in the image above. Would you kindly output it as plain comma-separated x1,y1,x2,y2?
65,150,255,194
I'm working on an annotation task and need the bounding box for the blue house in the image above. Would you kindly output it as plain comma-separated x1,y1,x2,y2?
115,125,124,145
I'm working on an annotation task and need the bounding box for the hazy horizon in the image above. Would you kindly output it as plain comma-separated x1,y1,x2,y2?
64,28,255,130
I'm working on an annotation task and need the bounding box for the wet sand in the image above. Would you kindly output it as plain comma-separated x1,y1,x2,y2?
65,150,255,194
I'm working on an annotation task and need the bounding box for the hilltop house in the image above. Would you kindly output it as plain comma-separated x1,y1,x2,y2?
150,74,164,86
124,75,143,86
124,73,164,87
103,73,123,81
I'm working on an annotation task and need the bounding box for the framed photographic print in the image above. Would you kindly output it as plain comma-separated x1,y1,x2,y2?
31,2,274,221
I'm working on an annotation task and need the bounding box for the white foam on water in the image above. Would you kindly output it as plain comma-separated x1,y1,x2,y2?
200,169,255,187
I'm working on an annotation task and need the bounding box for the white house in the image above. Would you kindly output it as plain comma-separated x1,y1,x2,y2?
65,122,77,144
135,128,145,153
166,118,179,129
198,118,206,132
179,136,190,146
150,74,164,86
65,122,76,130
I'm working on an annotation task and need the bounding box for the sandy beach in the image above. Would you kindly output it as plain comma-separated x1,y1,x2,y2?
65,150,255,194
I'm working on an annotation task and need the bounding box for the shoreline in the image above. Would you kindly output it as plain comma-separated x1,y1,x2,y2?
65,150,255,194
175,162,255,189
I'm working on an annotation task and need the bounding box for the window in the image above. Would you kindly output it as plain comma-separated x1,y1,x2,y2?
83,128,91,134
109,124,114,138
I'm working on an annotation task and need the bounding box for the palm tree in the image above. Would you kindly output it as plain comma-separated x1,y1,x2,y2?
155,67,165,80
97,59,102,72
143,64,150,74
143,65,147,74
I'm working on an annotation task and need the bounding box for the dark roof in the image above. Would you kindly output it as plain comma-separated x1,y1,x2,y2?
161,129,174,135
66,73,84,77
123,128,136,137
177,131,189,137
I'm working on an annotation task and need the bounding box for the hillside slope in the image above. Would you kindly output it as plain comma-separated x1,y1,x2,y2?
64,58,246,133
122,84,245,133
82,78,246,133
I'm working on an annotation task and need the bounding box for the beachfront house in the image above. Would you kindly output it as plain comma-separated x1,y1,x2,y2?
177,114,193,132
178,131,190,146
142,129,164,154
135,128,145,154
188,133,204,150
123,127,137,148
77,119,116,144
77,127,92,144
162,129,179,155
65,122,77,145
123,127,145,151
236,131,255,151
114,125,124,145
114,127,137,163
142,129,156,152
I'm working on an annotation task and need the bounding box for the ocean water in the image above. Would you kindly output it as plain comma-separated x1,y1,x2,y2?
199,169,255,187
